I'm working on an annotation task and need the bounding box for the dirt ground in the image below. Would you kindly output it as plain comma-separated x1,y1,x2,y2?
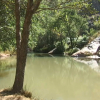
0,89,31,100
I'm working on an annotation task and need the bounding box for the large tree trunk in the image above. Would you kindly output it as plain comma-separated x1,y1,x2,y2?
12,0,42,93
12,16,32,92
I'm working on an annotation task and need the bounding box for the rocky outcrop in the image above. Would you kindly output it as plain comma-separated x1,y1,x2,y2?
72,36,100,57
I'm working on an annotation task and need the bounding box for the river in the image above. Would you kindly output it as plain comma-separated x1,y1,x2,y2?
0,53,100,100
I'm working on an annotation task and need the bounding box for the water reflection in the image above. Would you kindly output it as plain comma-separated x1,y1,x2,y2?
25,54,100,100
73,57,100,73
0,72,9,77
0,56,16,89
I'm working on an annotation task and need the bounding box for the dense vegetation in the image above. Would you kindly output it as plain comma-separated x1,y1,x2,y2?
0,0,100,55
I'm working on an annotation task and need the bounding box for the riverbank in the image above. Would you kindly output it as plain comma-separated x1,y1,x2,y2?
0,53,12,59
0,89,32,100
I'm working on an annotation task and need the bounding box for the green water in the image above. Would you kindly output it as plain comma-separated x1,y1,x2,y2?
0,54,100,100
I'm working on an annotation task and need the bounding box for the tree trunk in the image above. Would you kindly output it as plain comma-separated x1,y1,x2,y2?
12,9,33,93
12,0,42,93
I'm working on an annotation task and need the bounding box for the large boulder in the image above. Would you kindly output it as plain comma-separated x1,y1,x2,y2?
72,37,100,57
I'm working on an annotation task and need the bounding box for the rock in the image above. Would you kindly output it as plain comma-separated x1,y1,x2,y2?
72,36,100,57
72,51,86,57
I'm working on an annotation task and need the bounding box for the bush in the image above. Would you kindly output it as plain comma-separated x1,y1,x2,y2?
33,44,55,53
67,48,78,55
55,43,65,54
76,36,89,49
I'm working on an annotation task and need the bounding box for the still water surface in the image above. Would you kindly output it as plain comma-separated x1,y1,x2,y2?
0,54,100,100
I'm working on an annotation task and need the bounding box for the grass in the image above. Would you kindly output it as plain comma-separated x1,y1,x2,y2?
0,57,16,72
20,90,32,98
0,88,43,100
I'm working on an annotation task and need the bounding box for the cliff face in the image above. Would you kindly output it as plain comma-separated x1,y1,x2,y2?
92,0,100,13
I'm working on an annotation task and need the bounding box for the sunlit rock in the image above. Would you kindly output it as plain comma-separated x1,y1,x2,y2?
72,36,100,57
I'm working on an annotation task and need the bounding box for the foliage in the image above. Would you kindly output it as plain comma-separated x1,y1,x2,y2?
67,48,78,55
0,0,98,54
52,9,89,49
32,8,89,54
94,16,100,29
0,58,16,72
88,30,100,43
0,0,15,51
76,36,89,48
79,3,98,16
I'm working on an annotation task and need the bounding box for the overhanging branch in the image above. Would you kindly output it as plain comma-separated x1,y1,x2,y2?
36,4,84,13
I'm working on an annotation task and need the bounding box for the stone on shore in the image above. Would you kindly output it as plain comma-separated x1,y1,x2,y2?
72,36,100,57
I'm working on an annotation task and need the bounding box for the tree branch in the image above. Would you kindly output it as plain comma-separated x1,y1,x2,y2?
35,0,89,13
15,0,21,49
31,0,42,13
36,5,80,13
